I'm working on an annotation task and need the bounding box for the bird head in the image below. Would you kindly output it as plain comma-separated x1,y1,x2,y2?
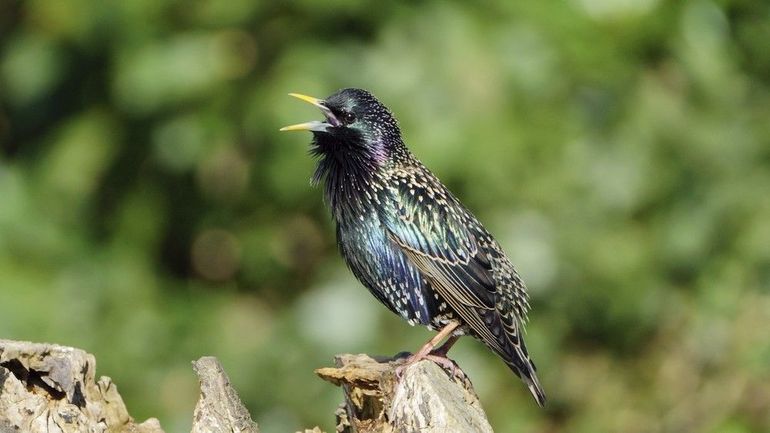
280,88,404,168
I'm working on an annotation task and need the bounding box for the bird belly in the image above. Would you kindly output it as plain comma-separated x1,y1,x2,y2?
337,217,442,327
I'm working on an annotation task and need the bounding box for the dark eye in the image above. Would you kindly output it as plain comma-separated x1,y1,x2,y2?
341,111,356,124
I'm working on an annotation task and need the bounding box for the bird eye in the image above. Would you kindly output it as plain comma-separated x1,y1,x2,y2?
341,111,356,124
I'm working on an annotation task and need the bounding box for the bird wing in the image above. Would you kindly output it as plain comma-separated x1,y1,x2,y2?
382,174,513,356
382,173,546,406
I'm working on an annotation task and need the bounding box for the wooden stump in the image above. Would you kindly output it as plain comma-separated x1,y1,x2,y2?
316,354,493,433
0,339,163,433
1,340,493,433
191,357,259,433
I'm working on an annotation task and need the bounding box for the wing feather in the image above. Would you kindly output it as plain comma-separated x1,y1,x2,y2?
382,169,546,406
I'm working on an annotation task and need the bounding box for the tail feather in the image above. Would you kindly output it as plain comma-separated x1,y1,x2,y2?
502,347,547,407
524,368,547,407
466,300,546,406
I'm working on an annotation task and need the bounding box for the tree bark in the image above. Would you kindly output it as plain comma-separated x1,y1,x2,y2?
0,339,163,433
191,356,258,433
316,354,493,433
1,340,493,433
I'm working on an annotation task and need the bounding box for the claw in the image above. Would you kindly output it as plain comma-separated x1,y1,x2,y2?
394,321,463,381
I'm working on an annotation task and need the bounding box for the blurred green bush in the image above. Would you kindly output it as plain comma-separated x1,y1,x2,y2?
1,1,769,432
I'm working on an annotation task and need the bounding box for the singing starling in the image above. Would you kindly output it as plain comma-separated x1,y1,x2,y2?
281,88,546,407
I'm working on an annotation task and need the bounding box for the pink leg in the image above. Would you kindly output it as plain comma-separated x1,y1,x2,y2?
396,321,461,378
431,335,460,357
425,334,466,380
423,354,466,380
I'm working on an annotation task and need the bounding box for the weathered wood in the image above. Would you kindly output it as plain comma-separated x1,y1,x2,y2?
191,356,259,433
0,339,163,433
1,340,492,433
316,354,493,433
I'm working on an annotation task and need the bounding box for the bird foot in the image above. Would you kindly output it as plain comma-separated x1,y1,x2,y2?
423,354,466,381
394,351,427,380
394,321,463,380
394,351,465,382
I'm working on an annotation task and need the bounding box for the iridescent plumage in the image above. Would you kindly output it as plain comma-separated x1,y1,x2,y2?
283,88,546,406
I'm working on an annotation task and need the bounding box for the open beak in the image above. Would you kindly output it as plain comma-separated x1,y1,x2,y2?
280,92,340,132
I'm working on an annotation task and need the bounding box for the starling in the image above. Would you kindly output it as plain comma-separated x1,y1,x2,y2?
281,88,546,407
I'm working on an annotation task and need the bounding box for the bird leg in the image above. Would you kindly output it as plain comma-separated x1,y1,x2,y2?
423,334,466,380
431,334,460,357
413,321,460,359
396,321,461,379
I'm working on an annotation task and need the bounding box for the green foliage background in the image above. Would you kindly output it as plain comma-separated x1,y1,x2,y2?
2,1,769,432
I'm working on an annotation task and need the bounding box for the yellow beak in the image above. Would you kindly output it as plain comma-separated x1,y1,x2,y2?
280,92,337,132
279,121,327,132
287,93,325,108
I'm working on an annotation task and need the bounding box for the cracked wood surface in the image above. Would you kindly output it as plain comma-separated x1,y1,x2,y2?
191,356,258,433
0,339,163,433
1,340,492,433
316,354,493,433
0,341,262,433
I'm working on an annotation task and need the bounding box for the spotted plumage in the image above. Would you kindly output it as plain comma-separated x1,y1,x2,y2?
282,88,546,406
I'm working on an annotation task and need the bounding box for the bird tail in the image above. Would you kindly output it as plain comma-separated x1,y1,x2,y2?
505,353,547,407
523,367,547,407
